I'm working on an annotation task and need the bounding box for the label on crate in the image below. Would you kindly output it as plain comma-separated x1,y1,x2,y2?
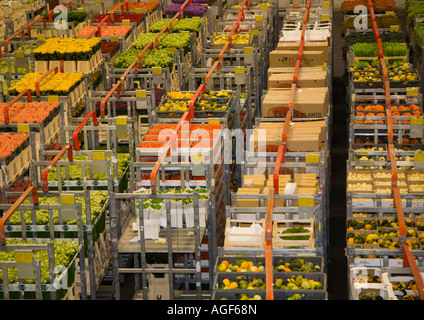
152,67,162,74
110,35,119,43
17,124,30,133
14,51,24,59
48,95,59,102
322,1,330,7
15,251,32,264
136,90,147,98
415,152,424,162
410,116,424,138
306,154,319,163
15,51,26,68
152,68,163,85
60,194,76,220
244,47,253,64
407,87,419,96
411,116,423,124
321,15,330,21
386,11,394,16
208,119,220,125
298,196,314,207
77,8,85,12
136,90,148,109
135,8,143,14
251,29,259,36
92,151,107,174
116,116,129,139
235,66,245,85
390,25,399,32
259,3,269,9
36,34,46,43
415,151,424,169
255,16,264,30
122,19,131,26
16,250,34,280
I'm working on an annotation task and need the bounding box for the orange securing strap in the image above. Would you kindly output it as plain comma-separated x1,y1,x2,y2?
35,67,59,96
273,145,285,193
41,144,73,192
218,41,232,62
72,111,99,150
392,187,406,237
27,15,47,35
110,2,126,22
402,244,424,300
205,61,221,84
169,11,183,30
97,15,111,37
100,82,122,118
0,186,38,245
2,29,25,58
3,88,32,124
120,61,137,83
188,84,205,119
155,26,169,49
265,187,274,300
137,42,154,69
180,0,192,16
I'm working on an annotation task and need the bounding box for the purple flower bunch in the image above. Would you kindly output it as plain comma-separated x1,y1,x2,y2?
164,3,208,16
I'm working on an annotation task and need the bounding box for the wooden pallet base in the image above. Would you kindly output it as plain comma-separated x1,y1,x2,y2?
34,50,102,75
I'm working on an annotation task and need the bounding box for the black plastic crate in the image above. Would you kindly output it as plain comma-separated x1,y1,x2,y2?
272,256,324,272
214,256,266,273
212,290,266,300
273,290,328,300
273,272,327,290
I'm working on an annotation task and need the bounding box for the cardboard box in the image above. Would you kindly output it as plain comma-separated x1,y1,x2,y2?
235,188,261,208
286,135,322,152
262,88,329,118
242,174,266,192
249,121,326,153
294,173,317,180
268,72,327,89
269,50,325,68
267,67,325,78
296,187,318,195
266,174,292,186
262,186,286,208
295,179,318,188
266,180,289,188
276,41,329,61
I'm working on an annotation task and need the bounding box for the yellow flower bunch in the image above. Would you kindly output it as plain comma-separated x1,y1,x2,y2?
8,72,84,95
8,72,45,94
40,72,84,93
34,38,101,58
